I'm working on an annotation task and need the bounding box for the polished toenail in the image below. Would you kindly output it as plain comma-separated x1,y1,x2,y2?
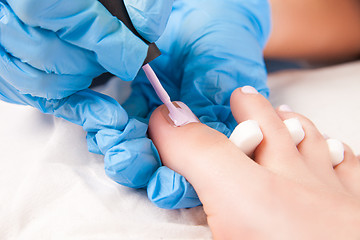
241,86,258,95
326,139,345,167
283,118,305,145
229,120,263,156
161,101,199,127
278,104,293,112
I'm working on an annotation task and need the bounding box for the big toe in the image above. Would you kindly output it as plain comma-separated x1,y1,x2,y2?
148,103,261,205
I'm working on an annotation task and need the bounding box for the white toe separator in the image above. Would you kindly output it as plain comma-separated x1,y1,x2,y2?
229,120,263,156
326,139,344,167
283,118,305,145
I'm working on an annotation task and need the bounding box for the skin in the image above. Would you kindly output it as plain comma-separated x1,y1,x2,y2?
264,0,360,62
148,87,360,239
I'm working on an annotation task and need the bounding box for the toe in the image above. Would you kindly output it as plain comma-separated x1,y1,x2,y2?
230,87,309,179
334,144,360,197
148,102,263,207
276,107,344,189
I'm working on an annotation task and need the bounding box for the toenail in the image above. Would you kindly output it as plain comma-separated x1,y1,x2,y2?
278,104,293,112
229,120,263,156
327,139,345,167
161,101,199,127
241,86,258,95
283,118,305,145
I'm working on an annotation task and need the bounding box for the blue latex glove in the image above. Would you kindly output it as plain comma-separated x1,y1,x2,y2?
124,0,271,209
0,0,173,188
0,0,173,99
0,71,161,189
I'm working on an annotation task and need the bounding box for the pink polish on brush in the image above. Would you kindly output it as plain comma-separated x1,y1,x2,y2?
142,64,199,126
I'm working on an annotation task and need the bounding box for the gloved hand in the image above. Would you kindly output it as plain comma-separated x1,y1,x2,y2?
0,74,162,189
0,0,173,99
0,0,173,189
124,0,271,209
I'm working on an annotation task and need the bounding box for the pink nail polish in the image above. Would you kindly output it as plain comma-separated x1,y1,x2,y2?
161,101,199,127
241,86,258,94
278,104,293,112
142,64,199,127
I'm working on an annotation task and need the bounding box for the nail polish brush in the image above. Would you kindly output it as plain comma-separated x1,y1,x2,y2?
142,64,199,126
98,0,198,126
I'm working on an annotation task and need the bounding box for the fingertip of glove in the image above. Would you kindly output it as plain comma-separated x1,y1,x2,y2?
147,167,201,209
123,0,173,43
104,137,161,188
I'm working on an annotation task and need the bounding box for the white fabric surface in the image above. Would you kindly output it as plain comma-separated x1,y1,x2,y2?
0,61,359,239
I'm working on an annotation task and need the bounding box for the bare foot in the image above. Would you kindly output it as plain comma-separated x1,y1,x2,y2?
148,86,360,239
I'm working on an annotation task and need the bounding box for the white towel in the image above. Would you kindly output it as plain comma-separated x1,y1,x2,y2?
1,61,359,239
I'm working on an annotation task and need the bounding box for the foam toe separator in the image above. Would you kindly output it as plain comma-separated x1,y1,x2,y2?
326,139,345,166
284,118,305,146
229,120,263,156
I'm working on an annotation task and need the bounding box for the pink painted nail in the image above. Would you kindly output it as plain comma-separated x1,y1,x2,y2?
161,101,199,127
241,86,258,95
